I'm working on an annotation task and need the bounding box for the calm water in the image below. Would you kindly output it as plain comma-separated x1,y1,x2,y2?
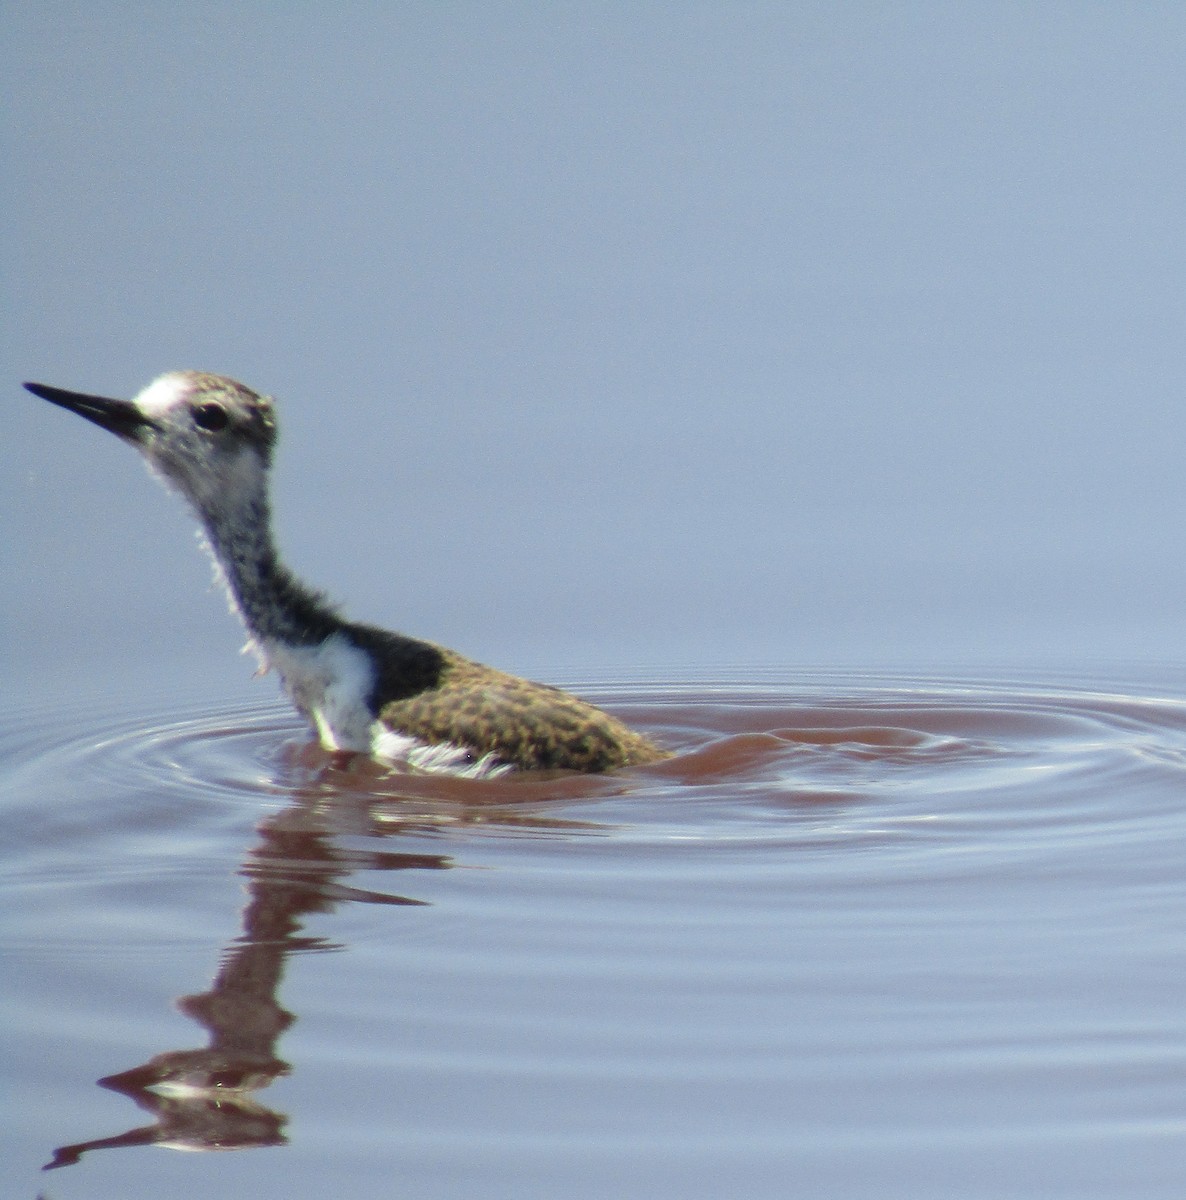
11,4,1186,1194
4,667,1186,1199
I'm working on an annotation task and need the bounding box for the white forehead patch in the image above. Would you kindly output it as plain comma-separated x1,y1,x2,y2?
134,372,195,417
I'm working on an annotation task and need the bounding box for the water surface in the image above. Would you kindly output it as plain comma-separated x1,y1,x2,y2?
4,667,1186,1198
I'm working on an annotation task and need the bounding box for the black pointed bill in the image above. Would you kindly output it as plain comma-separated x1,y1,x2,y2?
24,381,156,443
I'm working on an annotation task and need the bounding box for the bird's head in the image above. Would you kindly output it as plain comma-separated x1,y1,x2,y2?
25,371,278,520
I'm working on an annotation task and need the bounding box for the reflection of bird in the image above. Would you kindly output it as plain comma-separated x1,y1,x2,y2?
26,372,668,775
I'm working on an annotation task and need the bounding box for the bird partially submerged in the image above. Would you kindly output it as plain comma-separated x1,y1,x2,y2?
24,371,668,776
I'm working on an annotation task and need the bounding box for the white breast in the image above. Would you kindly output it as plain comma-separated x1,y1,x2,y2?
264,634,376,752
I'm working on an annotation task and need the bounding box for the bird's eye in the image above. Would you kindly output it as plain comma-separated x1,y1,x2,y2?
192,402,229,432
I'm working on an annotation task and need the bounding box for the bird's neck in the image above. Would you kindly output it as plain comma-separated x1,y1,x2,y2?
199,493,343,651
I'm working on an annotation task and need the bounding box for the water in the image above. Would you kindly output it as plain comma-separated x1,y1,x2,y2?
10,6,1186,1193
5,668,1186,1198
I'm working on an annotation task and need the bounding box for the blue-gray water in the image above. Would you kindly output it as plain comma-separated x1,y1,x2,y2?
5,668,1186,1197
7,5,1186,1197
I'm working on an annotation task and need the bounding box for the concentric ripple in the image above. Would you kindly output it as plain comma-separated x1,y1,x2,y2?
6,673,1186,843
4,670,1186,902
1,695,298,812
6,669,1186,1193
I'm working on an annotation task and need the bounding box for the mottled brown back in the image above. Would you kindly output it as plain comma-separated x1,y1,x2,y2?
378,652,669,772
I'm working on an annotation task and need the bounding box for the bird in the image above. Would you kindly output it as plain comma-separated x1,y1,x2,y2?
24,371,669,777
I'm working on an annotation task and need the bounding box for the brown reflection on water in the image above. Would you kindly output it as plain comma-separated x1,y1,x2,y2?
44,759,611,1172
24,682,1186,1191
40,696,1007,1170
